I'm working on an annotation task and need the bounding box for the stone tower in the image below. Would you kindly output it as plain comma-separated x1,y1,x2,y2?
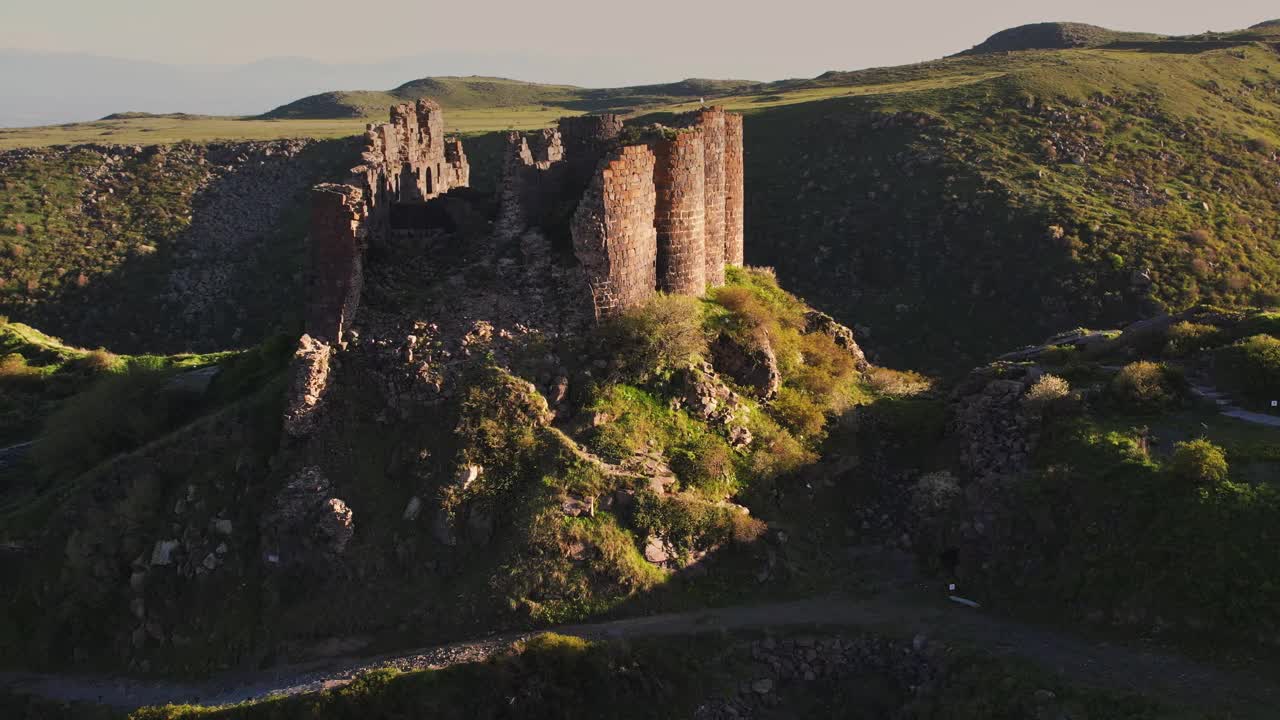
651,130,707,296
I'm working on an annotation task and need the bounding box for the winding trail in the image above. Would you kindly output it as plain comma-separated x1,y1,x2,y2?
1189,382,1280,428
3,590,1276,716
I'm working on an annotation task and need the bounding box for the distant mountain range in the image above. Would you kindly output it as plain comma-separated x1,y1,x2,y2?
0,50,710,127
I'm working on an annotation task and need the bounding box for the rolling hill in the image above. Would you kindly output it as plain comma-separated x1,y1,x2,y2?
261,76,762,119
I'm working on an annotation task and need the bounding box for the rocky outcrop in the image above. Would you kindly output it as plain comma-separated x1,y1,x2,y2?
710,332,781,400
674,361,753,447
804,310,870,372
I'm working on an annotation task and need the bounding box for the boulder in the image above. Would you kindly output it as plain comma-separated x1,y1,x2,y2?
644,536,672,564
711,333,781,400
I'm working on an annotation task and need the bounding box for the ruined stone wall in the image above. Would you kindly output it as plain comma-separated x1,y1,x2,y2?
723,113,745,267
680,108,727,287
306,184,367,343
495,128,568,240
651,131,707,295
354,99,470,205
304,100,469,345
558,114,625,195
492,108,745,318
571,145,658,319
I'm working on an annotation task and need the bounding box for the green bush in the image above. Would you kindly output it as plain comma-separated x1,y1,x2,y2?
1168,439,1230,487
454,364,550,495
1163,321,1221,357
668,433,736,497
1022,373,1071,415
598,294,707,380
631,492,762,557
770,386,827,439
1216,334,1280,406
1108,361,1183,412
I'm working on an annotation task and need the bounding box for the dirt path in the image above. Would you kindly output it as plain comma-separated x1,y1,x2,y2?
3,590,1276,715
1189,382,1280,428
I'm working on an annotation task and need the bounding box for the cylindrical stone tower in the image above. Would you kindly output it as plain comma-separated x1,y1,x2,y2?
571,145,658,319
723,113,745,268
651,131,707,295
679,108,726,287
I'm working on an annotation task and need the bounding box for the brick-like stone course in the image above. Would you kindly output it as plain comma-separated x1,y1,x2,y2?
491,107,746,318
679,108,727,287
571,145,658,319
651,131,707,295
723,113,745,267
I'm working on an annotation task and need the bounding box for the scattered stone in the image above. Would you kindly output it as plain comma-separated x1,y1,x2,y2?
150,539,180,566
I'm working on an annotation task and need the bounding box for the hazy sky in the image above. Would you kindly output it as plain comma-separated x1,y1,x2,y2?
1,1,1275,85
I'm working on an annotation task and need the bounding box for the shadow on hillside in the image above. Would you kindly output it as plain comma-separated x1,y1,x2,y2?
28,138,360,354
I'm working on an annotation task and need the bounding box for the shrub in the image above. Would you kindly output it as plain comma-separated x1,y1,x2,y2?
865,366,931,397
1216,334,1280,406
770,386,827,439
0,353,41,385
631,492,759,557
599,294,706,380
1022,374,1070,414
1168,439,1229,487
668,433,736,497
708,286,774,336
1163,321,1220,357
791,331,856,406
1109,361,1182,411
455,364,549,495
910,471,962,519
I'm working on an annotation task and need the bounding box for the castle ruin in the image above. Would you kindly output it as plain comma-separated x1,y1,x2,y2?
303,99,745,344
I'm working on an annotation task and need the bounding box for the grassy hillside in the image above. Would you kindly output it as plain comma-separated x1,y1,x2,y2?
736,37,1280,371
4,22,1280,370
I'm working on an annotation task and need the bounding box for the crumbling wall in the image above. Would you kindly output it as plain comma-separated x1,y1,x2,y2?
651,131,707,295
571,145,657,319
354,99,470,205
558,114,625,195
723,113,745,267
304,100,469,345
495,128,568,241
679,108,727,287
306,184,366,343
